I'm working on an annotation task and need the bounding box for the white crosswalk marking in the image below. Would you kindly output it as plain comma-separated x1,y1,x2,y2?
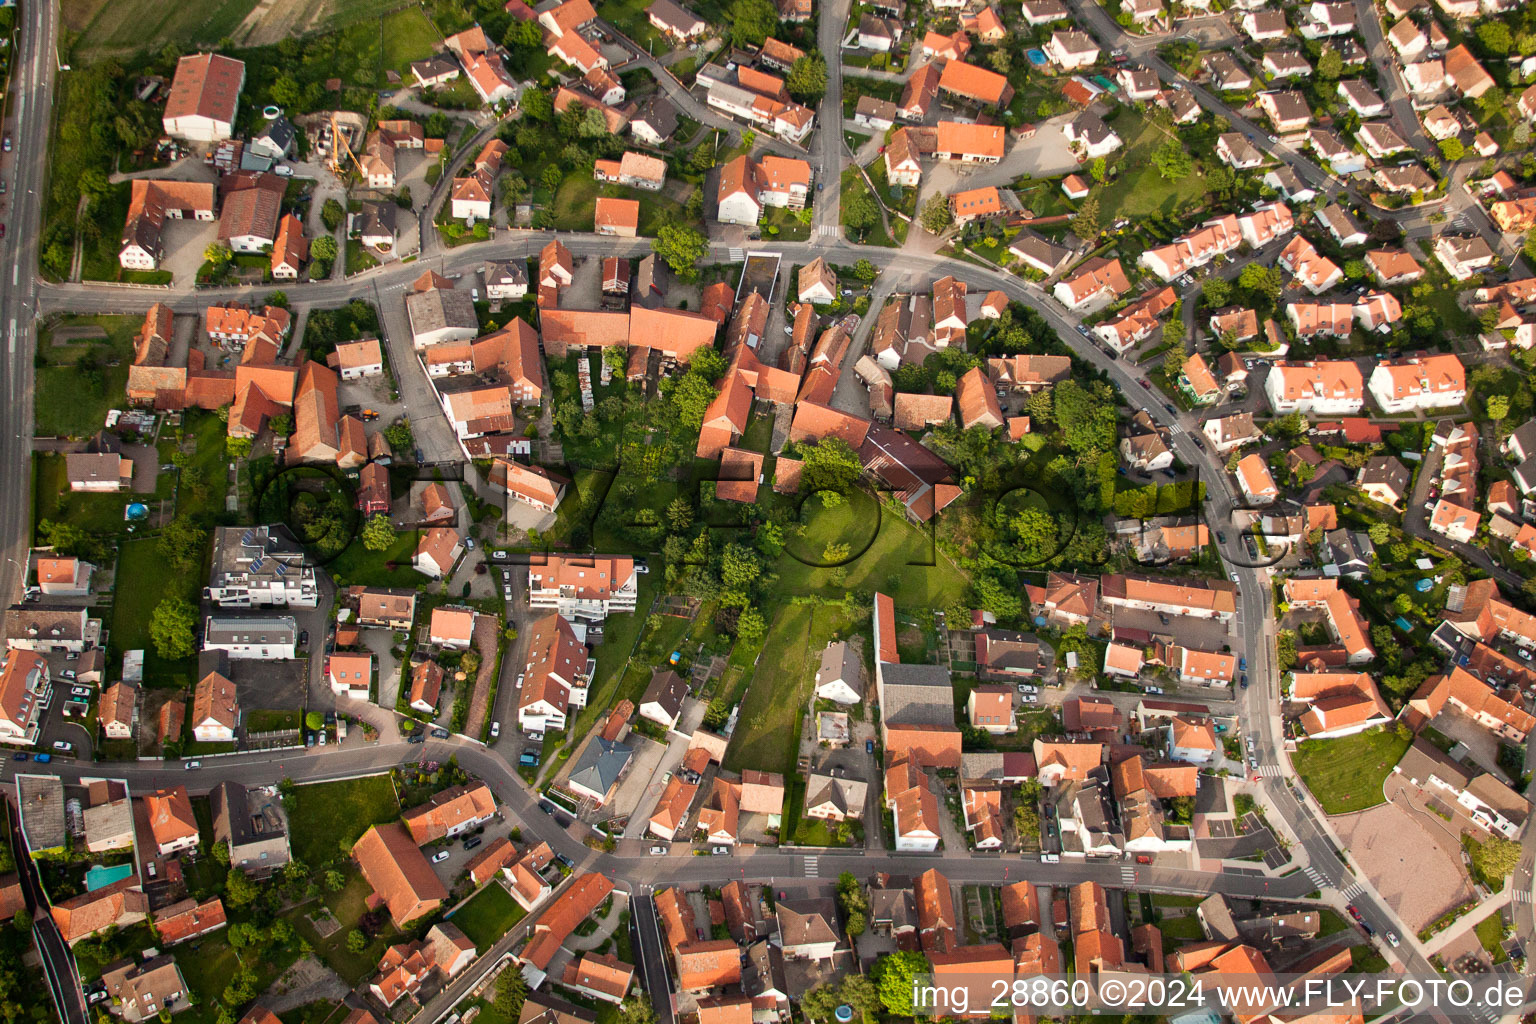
1303,867,1327,887
1512,889,1533,904
1253,765,1283,777
1120,866,1137,883
803,856,819,877
1341,883,1364,900
816,224,839,238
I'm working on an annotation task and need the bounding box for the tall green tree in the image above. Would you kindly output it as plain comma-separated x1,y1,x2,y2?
1151,138,1192,179
651,224,708,281
361,514,395,552
921,192,953,234
844,190,879,235
730,0,779,47
495,969,529,1018
1070,195,1100,240
871,951,930,1016
786,54,828,103
149,596,197,660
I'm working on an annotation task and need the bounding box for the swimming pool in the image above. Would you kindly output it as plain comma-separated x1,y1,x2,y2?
85,863,134,892
1026,48,1047,67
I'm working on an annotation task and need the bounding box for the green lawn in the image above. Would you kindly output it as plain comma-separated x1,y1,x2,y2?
1318,909,1349,935
79,184,134,283
328,527,423,588
1474,912,1509,963
774,491,970,608
778,777,855,846
279,1002,350,1024
177,411,234,522
382,7,440,76
762,206,811,242
1350,943,1389,972
724,603,859,778
109,538,198,687
247,709,302,732
35,314,139,437
288,870,403,984
1089,117,1210,223
550,171,697,236
286,774,401,866
450,882,528,950
1292,727,1411,815
177,926,300,1024
1156,914,1204,941
346,239,382,275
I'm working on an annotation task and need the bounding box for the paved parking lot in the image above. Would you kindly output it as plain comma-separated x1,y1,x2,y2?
38,686,94,760
231,657,309,714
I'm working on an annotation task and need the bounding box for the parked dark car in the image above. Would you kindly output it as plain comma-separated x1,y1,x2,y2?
463,836,482,851
407,731,425,744
865,739,874,753
431,727,450,739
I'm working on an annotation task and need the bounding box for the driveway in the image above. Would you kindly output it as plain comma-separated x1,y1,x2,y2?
358,627,404,710
621,698,708,840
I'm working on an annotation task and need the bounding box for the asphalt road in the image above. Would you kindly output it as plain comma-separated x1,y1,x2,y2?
3,1,79,1018
1,0,50,604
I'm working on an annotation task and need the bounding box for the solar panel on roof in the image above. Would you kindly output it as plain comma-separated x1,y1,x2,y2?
241,530,256,545
274,564,287,576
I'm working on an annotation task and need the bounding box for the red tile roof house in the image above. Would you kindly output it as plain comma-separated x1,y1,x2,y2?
565,950,635,1003
353,823,449,927
101,955,190,1023
502,842,556,909
495,459,569,512
145,786,200,856
162,53,246,142
368,923,476,1006
152,897,227,946
331,338,384,379
219,171,287,254
429,606,478,649
676,939,742,992
593,197,640,237
51,875,150,945
401,781,497,843
328,652,372,699
517,613,592,733
519,873,616,986
414,528,464,579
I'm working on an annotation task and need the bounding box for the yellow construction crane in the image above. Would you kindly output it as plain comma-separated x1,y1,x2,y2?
328,111,356,174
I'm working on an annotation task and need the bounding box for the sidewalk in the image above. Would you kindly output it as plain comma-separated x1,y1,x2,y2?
1421,888,1511,957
